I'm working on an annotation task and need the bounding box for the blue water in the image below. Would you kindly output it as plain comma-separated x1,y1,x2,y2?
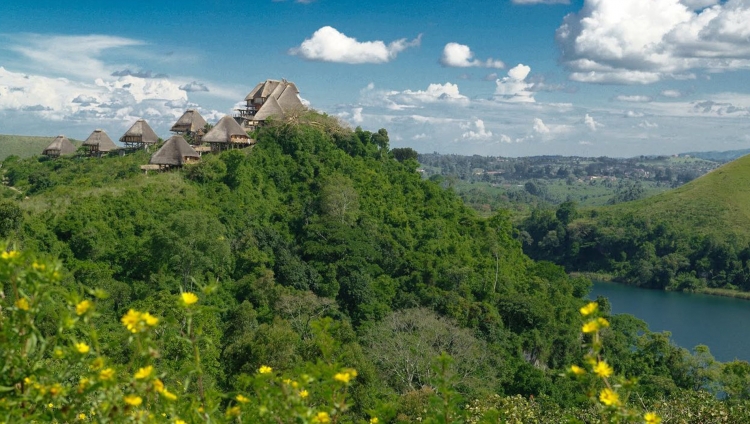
590,281,750,362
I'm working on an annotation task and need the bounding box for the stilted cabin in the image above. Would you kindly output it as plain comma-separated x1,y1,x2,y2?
42,135,76,158
234,79,305,130
82,129,118,157
149,135,200,170
171,109,208,144
120,119,159,150
202,115,252,152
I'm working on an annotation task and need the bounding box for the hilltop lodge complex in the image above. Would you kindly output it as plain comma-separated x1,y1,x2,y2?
42,79,305,170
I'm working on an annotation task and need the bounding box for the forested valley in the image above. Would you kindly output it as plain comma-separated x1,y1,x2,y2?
4,113,750,422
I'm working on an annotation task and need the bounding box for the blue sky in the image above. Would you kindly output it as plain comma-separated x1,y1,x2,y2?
1,0,749,157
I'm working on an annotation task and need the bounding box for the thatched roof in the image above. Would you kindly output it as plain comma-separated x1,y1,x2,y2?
43,135,76,156
253,96,285,122
83,129,118,152
149,135,200,166
171,109,208,133
277,86,304,112
244,83,265,102
120,119,159,144
202,116,249,143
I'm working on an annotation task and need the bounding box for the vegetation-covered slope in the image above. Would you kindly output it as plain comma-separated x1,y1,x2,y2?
2,114,746,421
0,134,81,160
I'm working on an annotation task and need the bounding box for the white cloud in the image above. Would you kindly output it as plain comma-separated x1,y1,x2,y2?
351,107,364,123
494,64,535,103
615,95,653,102
289,26,421,64
639,120,659,128
440,43,504,68
412,133,428,140
533,118,551,134
557,0,750,84
625,110,645,118
360,82,469,110
661,89,683,98
461,119,493,140
179,81,209,92
584,114,602,131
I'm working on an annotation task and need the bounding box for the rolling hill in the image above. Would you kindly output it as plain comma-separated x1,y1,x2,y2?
0,134,81,161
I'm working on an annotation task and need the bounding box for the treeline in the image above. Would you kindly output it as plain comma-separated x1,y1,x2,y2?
518,201,750,292
2,113,749,420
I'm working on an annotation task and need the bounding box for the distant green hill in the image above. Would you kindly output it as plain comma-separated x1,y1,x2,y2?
607,154,750,241
0,134,82,161
680,149,750,163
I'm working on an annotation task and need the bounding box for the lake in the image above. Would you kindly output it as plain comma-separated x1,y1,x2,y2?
590,281,750,362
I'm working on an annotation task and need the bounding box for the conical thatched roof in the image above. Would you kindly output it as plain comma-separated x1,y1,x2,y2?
244,83,265,102
120,119,159,144
277,85,304,112
253,96,285,121
171,109,208,133
83,129,118,152
149,135,200,166
202,116,249,143
43,135,76,156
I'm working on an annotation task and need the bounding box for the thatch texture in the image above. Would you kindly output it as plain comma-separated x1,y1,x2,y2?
149,135,200,166
240,79,306,126
171,109,208,134
253,96,285,122
83,129,118,152
42,135,76,157
202,116,249,143
120,119,159,144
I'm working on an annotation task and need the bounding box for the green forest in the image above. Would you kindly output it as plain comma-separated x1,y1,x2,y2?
3,113,750,422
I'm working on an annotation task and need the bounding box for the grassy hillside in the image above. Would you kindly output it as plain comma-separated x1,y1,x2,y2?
0,134,54,160
606,153,750,241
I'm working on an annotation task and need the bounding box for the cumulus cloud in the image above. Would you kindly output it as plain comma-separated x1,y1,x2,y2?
556,0,750,84
179,81,210,92
289,26,421,64
533,118,551,134
440,43,504,68
494,64,535,103
461,119,493,140
360,82,469,110
615,95,653,102
583,114,602,131
661,89,683,98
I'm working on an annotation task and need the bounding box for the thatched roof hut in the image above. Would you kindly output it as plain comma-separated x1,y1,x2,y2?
82,129,118,156
236,79,305,130
171,109,208,135
42,135,76,158
202,116,251,152
120,119,159,149
149,135,200,168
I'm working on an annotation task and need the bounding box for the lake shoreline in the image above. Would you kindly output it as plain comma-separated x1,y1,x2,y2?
571,272,750,301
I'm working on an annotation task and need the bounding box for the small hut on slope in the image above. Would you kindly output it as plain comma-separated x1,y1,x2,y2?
120,119,159,150
82,129,118,157
171,109,208,143
149,135,200,169
235,79,305,130
202,115,251,152
42,135,76,158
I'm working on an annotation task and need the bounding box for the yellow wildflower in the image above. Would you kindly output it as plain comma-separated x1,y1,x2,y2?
121,309,141,333
570,365,586,376
75,342,91,354
334,369,357,384
299,389,309,398
370,418,379,424
1,250,19,260
225,406,241,417
76,300,92,315
180,292,199,306
312,411,331,423
91,357,105,370
99,368,115,381
78,378,90,393
582,319,600,333
47,403,54,408
141,312,159,327
124,395,142,407
161,389,177,401
291,381,299,389
258,365,273,374
15,298,30,311
134,366,153,380
236,394,250,403
599,388,620,407
32,262,46,271
175,420,187,424
78,413,86,420
644,412,661,424
579,301,598,316
49,383,62,396
54,348,64,358
594,361,613,378
153,379,165,393
597,317,610,328
283,378,291,385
